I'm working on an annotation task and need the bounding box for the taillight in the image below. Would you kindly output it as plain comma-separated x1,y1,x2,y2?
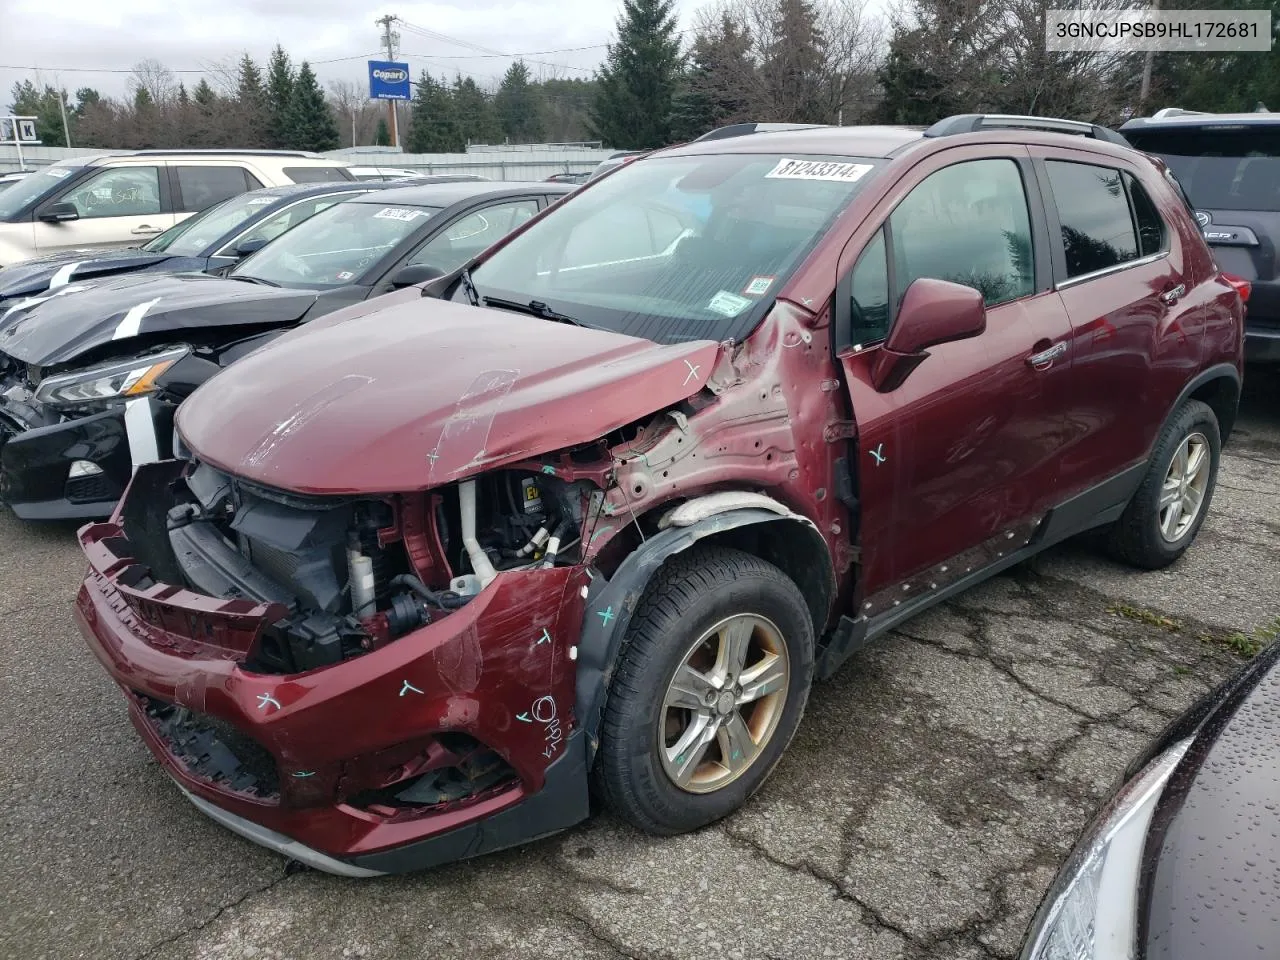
1222,272,1251,303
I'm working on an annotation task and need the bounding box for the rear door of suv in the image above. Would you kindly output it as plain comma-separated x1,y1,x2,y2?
1029,144,1208,499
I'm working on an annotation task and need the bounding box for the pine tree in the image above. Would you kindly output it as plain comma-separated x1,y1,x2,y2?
236,53,267,147
670,15,755,141
265,44,295,149
589,0,682,149
762,0,827,123
452,75,502,146
495,61,545,143
1149,0,1280,112
406,72,464,152
374,117,391,146
284,62,340,151
8,80,70,146
193,79,217,106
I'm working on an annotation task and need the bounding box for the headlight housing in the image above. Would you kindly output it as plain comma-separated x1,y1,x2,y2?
34,346,189,408
1019,737,1192,960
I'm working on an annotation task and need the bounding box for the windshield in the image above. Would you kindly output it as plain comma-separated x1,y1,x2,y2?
471,152,882,344
1127,128,1280,212
232,200,440,288
145,192,278,255
0,163,84,219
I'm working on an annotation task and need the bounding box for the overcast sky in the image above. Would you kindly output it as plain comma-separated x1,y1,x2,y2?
0,0,736,102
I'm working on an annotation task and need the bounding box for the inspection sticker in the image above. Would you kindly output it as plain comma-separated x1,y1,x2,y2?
373,207,427,222
743,275,775,297
335,271,355,281
765,158,873,183
708,290,752,317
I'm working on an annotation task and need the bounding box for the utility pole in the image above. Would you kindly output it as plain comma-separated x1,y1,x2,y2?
376,14,401,149
1138,0,1161,109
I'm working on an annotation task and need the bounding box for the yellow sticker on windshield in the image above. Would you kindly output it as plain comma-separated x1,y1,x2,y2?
765,158,873,183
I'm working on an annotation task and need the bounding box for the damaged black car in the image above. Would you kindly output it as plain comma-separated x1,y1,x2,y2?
0,180,572,520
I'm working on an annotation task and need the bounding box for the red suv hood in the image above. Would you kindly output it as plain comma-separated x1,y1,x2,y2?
176,298,721,495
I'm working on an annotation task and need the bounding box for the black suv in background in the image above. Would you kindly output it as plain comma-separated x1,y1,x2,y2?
1123,108,1280,363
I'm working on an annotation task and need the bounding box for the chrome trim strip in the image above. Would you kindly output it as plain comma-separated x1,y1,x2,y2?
180,788,386,878
1055,251,1168,291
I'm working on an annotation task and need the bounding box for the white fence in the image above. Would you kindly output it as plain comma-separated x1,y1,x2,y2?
0,145,616,180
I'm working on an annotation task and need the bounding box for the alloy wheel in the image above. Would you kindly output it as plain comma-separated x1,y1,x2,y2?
657,614,789,794
1159,431,1210,542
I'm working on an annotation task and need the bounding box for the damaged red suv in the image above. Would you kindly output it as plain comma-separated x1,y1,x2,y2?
74,115,1245,876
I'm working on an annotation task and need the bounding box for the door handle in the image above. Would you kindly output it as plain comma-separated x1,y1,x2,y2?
131,225,160,235
1159,283,1186,305
1026,341,1068,370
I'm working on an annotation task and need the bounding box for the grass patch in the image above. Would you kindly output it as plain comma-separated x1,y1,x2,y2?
1211,616,1280,660
1107,602,1182,632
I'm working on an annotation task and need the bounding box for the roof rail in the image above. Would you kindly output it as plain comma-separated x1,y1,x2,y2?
126,149,328,158
923,114,1130,147
1150,107,1210,119
692,122,829,142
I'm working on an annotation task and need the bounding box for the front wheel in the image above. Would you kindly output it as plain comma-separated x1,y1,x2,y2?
592,546,815,835
1104,398,1221,569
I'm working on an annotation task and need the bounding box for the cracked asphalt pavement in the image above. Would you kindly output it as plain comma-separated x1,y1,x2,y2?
3,368,1278,960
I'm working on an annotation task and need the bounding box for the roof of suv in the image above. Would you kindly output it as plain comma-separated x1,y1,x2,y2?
349,180,575,206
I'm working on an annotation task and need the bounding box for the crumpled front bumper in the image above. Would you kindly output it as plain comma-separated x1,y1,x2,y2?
74,461,592,875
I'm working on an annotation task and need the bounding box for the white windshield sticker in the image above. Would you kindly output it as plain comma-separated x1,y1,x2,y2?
47,168,73,179
247,197,274,205
708,290,752,317
743,276,774,297
373,207,427,222
765,158,873,183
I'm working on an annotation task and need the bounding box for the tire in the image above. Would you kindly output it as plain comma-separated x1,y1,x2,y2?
1104,398,1221,570
592,545,815,835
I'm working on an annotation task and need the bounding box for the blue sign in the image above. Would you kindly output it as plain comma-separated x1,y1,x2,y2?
368,61,411,100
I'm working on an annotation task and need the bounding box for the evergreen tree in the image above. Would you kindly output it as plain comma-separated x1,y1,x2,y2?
284,62,340,151
873,33,958,124
1149,0,1280,112
374,117,391,146
762,0,827,123
176,83,190,107
495,61,545,143
452,75,502,145
589,0,682,149
7,80,69,146
193,79,217,106
236,53,267,146
670,15,755,141
265,44,295,148
406,72,464,152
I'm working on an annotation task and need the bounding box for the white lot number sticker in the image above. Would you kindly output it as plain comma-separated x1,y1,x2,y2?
708,290,752,317
247,197,274,205
47,168,72,179
765,158,873,183
373,207,427,222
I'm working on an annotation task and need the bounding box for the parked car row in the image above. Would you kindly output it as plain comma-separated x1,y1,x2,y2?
0,115,1272,957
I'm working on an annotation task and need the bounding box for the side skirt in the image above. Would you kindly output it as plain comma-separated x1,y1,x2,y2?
814,461,1146,680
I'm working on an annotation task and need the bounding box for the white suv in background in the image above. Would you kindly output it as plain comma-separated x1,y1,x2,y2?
0,151,354,268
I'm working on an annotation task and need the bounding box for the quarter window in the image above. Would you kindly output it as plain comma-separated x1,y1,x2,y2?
1045,161,1141,278
59,166,162,219
1125,174,1165,257
284,166,355,183
890,159,1034,308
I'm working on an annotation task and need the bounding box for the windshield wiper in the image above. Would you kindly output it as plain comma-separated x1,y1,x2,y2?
227,275,280,287
459,266,480,306
481,296,585,327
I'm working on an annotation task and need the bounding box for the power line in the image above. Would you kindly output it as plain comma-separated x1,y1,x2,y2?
0,52,384,75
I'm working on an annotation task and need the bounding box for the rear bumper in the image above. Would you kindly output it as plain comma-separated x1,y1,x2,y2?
1244,325,1280,363
1244,279,1280,363
73,463,592,874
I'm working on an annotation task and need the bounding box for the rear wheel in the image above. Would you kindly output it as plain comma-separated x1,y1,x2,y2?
592,546,814,834
1105,399,1221,569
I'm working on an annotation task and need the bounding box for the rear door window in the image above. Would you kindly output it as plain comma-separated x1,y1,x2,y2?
1124,128,1280,212
1044,161,1140,279
174,166,259,212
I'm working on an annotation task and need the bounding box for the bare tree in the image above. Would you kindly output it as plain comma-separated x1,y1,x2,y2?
327,79,382,147
129,59,178,107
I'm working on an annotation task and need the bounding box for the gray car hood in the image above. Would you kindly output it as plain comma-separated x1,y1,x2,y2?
0,272,319,366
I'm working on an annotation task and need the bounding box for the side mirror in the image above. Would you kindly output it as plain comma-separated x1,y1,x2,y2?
390,263,445,289
38,201,79,223
870,278,986,392
234,237,268,258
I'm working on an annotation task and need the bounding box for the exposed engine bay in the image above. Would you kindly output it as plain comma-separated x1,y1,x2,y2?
142,460,594,673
